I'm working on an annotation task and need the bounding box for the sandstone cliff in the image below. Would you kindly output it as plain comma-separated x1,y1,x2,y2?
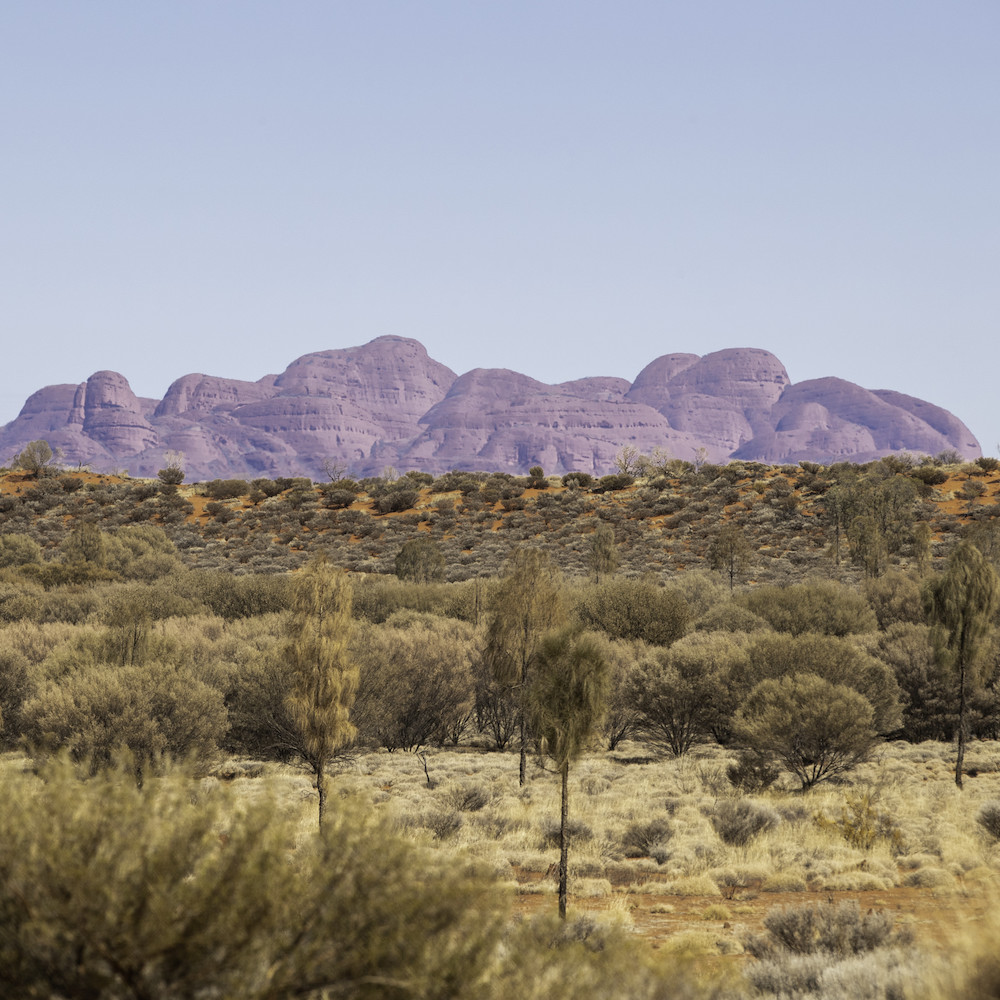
0,336,980,479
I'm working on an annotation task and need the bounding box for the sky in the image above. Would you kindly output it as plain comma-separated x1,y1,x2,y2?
2,2,998,455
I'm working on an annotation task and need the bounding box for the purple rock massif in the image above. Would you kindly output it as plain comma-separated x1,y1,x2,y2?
0,336,980,480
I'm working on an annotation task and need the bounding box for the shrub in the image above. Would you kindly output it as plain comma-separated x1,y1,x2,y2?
21,659,228,778
620,817,674,859
375,488,419,514
709,798,780,846
203,478,250,500
732,673,878,790
977,801,1000,840
0,759,510,1000
594,474,634,492
747,901,907,960
540,817,593,849
575,578,689,647
740,580,877,636
814,791,905,854
726,751,780,793
447,782,492,813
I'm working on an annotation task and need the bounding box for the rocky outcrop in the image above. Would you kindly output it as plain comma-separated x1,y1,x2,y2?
0,337,980,479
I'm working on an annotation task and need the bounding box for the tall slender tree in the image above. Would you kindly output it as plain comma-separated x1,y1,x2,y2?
285,558,358,828
708,523,754,591
484,548,566,785
587,523,620,583
527,626,609,919
925,541,1000,788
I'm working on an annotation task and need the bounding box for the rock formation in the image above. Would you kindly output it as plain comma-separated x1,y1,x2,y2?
0,336,980,480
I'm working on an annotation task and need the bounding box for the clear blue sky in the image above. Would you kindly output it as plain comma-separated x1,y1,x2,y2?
3,2,998,454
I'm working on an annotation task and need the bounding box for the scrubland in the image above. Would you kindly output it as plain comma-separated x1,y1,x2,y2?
2,451,1000,996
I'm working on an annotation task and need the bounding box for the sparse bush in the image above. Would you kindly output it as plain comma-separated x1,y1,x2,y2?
976,801,1000,840
814,791,905,854
203,478,250,500
747,900,908,960
447,782,492,813
540,817,593,849
620,817,673,860
726,750,780,793
709,798,780,846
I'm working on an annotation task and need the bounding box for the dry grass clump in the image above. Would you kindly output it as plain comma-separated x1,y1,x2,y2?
902,867,955,889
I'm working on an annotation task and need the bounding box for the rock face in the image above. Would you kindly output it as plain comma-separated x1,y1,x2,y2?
0,336,980,479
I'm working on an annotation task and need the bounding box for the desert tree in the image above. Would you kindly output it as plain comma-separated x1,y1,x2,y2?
527,625,609,919
285,557,359,828
394,535,446,583
575,576,689,647
732,673,878,790
707,522,754,591
924,541,1000,788
848,515,888,578
13,439,59,477
157,452,185,493
635,632,746,754
587,522,619,583
484,547,566,785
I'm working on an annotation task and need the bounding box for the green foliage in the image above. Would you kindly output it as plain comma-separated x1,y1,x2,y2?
203,477,250,499
191,570,290,619
708,798,780,846
0,533,43,568
21,658,228,778
394,535,446,583
863,570,925,629
707,522,754,590
575,577,689,647
634,634,745,755
587,522,620,583
374,487,419,513
13,439,58,477
353,614,475,751
284,559,358,825
741,632,901,734
594,473,634,492
740,580,877,636
924,541,1000,787
0,758,508,999
814,791,904,854
527,625,609,919
733,673,878,789
528,626,609,770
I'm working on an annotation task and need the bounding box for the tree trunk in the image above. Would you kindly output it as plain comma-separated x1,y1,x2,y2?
316,757,327,831
518,715,527,787
956,659,967,790
559,760,569,920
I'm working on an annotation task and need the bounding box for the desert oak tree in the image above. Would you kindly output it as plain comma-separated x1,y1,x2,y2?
285,558,359,829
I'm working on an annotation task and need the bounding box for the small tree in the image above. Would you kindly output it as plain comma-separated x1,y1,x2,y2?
527,626,609,919
484,548,566,785
13,439,59,477
732,673,878,790
394,536,446,583
587,522,619,583
924,541,1000,788
707,523,754,591
848,515,888,578
285,559,358,829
